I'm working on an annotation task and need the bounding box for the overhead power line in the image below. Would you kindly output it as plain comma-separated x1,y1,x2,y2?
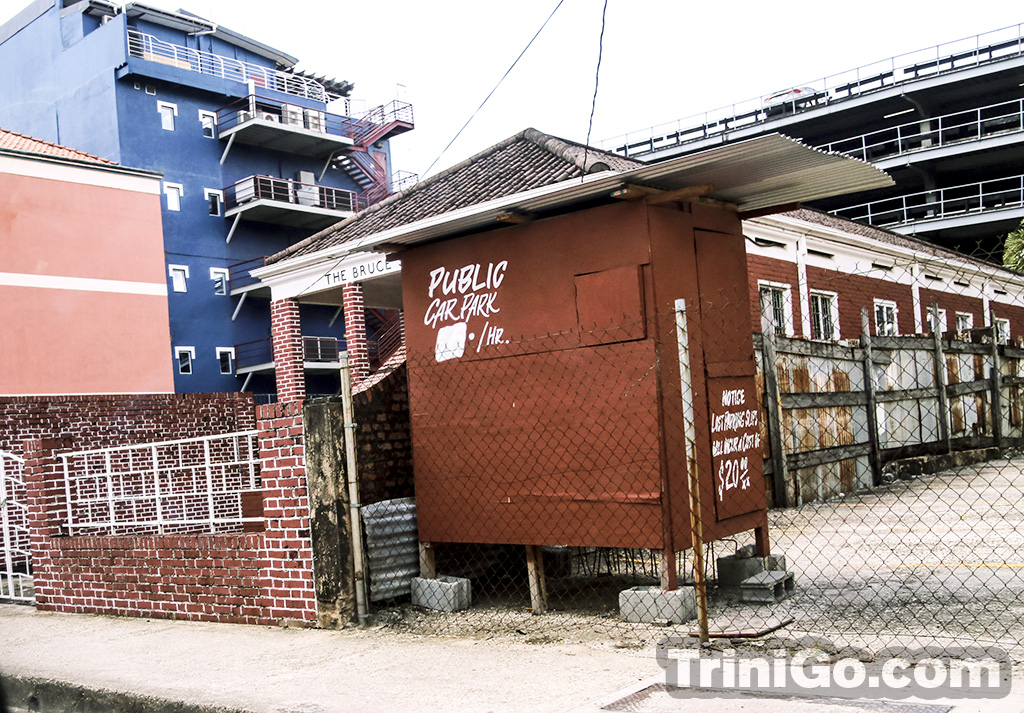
421,0,567,178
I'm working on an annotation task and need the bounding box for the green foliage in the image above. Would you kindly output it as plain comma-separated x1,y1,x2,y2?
1003,220,1024,272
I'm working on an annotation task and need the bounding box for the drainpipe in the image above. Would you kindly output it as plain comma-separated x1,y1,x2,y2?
340,356,369,627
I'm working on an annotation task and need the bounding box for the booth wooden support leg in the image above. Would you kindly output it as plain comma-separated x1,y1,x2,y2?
419,542,436,579
754,525,771,557
660,549,678,591
525,545,548,614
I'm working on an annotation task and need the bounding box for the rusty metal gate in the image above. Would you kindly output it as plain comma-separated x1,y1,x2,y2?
0,450,33,603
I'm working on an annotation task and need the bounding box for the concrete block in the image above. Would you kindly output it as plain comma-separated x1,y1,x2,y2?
619,586,697,624
717,554,789,587
739,571,795,603
717,554,764,587
411,575,471,612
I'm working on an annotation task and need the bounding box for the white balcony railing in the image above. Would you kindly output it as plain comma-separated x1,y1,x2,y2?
603,22,1024,157
59,432,262,536
0,450,32,603
834,175,1024,228
127,29,327,102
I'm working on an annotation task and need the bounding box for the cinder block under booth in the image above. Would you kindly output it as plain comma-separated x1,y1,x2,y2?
411,575,472,612
619,586,697,624
717,553,788,588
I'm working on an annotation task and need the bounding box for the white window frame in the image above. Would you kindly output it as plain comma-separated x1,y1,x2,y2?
198,110,217,138
157,101,178,131
808,290,839,341
204,188,223,216
874,299,899,336
168,264,189,293
210,267,229,295
164,182,183,211
995,317,1011,345
926,307,948,335
216,347,235,375
175,346,195,375
758,281,794,337
955,312,974,333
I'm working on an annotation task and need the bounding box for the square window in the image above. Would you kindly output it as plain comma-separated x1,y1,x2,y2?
809,291,838,341
210,267,229,295
199,110,217,138
874,299,898,336
164,182,183,211
956,312,974,332
157,101,177,131
204,188,223,216
175,347,195,375
995,318,1011,345
926,307,947,334
217,348,235,375
758,282,793,337
168,264,189,293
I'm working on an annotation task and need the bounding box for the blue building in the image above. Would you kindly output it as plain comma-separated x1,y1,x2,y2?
0,0,413,396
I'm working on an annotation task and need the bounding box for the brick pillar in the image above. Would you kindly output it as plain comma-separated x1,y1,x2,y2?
21,437,73,610
271,298,305,403
342,284,370,385
256,401,317,626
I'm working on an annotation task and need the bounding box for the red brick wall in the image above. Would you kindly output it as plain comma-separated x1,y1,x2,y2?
0,393,256,457
256,401,317,624
18,396,318,627
918,288,985,332
271,299,305,402
343,284,370,385
805,266,916,337
992,301,1024,343
36,534,263,623
746,254,802,334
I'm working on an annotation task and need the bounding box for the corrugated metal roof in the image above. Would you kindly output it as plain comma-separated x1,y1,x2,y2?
256,131,892,282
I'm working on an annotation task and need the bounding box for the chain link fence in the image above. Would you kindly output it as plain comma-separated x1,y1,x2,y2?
354,244,1024,659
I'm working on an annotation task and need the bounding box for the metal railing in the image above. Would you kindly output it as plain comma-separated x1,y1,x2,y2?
235,337,273,370
817,98,1024,162
352,100,415,145
228,256,267,292
368,312,405,370
602,23,1024,157
59,432,262,536
224,175,357,214
215,94,359,138
0,450,32,602
834,174,1024,228
127,29,327,102
304,336,341,363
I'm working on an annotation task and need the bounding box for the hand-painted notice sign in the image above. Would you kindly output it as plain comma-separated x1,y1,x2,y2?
423,260,510,362
709,379,764,520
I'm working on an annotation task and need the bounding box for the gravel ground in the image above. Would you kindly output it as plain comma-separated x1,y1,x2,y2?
370,455,1024,658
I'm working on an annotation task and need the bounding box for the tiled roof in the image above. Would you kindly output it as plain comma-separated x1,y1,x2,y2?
268,128,643,264
0,128,116,165
780,207,1017,276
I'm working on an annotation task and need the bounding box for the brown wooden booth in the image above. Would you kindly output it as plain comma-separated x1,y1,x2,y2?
400,197,768,594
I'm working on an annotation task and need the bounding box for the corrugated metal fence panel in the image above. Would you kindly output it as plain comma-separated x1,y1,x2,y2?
362,497,419,602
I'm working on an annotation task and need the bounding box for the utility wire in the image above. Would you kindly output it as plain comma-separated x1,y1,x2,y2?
581,0,609,177
421,0,566,178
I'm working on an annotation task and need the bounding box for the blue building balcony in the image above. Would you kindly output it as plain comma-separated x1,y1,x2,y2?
216,95,358,159
223,175,357,231
127,29,329,102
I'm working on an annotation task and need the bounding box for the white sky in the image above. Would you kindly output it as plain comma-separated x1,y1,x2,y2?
2,1,1023,178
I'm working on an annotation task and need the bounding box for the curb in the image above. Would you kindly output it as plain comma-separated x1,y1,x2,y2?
0,674,253,713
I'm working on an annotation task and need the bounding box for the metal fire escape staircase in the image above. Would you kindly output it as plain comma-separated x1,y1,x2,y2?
337,101,415,210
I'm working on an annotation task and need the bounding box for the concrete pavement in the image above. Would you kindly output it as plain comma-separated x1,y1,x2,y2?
3,603,1024,713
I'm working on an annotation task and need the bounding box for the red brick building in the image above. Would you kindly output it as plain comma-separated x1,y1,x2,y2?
745,209,1024,344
